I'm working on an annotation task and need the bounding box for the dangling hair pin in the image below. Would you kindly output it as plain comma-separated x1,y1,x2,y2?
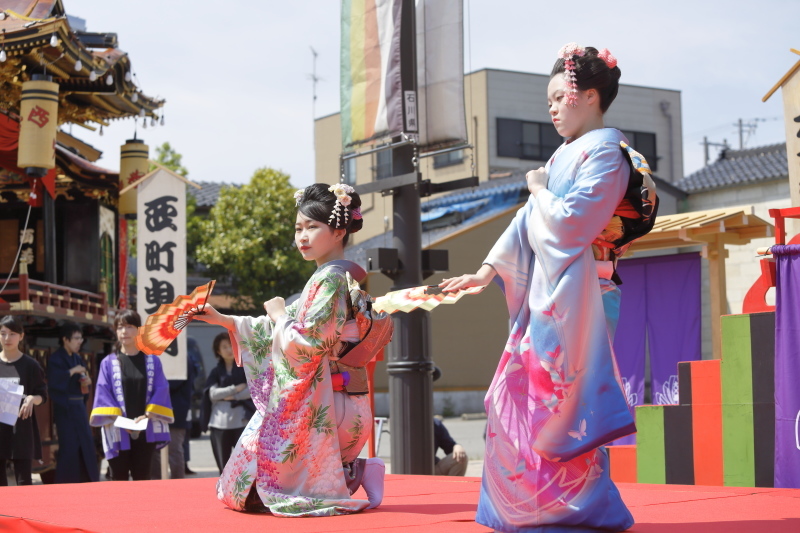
558,42,586,108
328,183,355,228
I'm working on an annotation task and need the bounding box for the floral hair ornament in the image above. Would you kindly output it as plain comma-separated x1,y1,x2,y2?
597,48,617,69
558,42,586,108
328,183,356,228
293,188,305,206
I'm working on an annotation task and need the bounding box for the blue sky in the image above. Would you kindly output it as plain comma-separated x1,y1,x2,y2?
63,0,799,188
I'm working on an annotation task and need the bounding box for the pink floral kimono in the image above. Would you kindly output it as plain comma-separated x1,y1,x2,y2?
217,261,373,517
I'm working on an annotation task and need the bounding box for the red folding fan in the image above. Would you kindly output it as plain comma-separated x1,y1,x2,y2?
136,280,216,356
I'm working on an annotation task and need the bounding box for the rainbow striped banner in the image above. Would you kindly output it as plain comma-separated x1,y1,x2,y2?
341,0,404,149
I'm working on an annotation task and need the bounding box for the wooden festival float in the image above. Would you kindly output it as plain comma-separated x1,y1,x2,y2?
0,0,163,481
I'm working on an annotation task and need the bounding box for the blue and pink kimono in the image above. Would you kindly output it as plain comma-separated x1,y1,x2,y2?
89,353,173,460
477,128,636,532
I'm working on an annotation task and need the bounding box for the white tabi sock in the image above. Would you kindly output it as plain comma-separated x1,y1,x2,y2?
362,457,385,509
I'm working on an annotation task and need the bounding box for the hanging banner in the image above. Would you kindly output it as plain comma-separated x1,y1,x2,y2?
611,261,647,445
415,0,467,148
647,255,702,407
773,245,800,488
136,169,187,380
119,218,129,309
99,205,116,307
341,0,404,148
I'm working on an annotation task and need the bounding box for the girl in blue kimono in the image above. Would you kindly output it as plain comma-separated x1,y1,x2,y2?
48,321,100,483
441,44,636,532
90,310,174,481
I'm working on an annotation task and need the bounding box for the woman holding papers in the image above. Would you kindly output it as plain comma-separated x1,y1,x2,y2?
90,310,174,481
0,315,47,486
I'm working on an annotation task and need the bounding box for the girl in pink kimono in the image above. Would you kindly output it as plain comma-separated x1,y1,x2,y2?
441,45,637,532
197,183,386,517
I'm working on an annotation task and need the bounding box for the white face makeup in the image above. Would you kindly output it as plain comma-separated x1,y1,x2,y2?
546,74,600,141
294,211,345,266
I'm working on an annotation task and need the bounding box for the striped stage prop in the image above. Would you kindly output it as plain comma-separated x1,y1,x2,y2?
609,311,776,488
720,312,775,488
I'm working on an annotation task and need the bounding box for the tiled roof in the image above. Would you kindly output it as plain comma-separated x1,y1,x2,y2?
187,181,239,208
677,143,788,193
345,172,528,267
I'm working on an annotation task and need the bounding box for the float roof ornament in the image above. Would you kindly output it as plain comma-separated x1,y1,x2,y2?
0,0,164,129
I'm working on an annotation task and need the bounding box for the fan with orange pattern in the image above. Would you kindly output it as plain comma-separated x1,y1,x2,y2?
136,280,216,356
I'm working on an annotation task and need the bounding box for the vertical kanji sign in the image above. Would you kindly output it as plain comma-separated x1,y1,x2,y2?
136,169,187,379
781,69,800,235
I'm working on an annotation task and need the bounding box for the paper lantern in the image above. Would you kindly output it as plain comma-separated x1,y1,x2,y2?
17,75,59,176
119,138,149,215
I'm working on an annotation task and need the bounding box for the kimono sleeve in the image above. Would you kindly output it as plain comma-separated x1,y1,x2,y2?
272,267,348,368
228,293,304,370
90,357,122,426
484,202,535,321
532,140,629,258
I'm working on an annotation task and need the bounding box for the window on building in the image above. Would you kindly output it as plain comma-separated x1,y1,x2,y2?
619,130,658,172
342,157,357,186
432,149,464,169
374,149,393,180
497,118,563,161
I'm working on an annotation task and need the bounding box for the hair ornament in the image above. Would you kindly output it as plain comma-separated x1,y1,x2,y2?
597,48,617,69
293,188,305,206
352,207,362,220
328,183,356,228
558,42,585,108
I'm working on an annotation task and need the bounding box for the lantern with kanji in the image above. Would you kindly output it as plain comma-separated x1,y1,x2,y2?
119,138,149,215
17,75,59,177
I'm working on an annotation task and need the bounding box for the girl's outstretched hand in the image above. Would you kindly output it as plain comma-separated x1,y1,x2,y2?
194,304,234,329
439,264,496,292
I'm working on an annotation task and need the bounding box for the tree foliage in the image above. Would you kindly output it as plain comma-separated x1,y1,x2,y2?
196,168,313,312
152,142,189,177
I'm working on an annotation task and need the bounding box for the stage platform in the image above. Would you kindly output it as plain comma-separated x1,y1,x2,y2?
1,475,799,532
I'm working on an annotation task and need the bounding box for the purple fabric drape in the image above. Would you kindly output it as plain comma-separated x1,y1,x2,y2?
610,254,701,445
647,254,702,406
612,261,647,445
772,244,800,488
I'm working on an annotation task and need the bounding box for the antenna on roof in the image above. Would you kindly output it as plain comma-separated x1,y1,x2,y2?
308,46,321,120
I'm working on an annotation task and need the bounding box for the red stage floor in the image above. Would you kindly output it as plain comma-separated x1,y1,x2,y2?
1,475,799,532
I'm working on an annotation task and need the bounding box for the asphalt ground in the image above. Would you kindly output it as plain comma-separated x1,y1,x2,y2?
7,415,488,484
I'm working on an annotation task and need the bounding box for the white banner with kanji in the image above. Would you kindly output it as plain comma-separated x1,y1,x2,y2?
136,169,187,380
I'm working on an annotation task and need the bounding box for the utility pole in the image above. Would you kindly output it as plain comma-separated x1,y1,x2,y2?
386,0,434,476
701,137,730,166
351,0,478,474
738,118,743,150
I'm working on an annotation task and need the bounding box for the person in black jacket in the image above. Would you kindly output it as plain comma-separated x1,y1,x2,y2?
47,321,100,483
201,332,253,473
0,315,47,485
